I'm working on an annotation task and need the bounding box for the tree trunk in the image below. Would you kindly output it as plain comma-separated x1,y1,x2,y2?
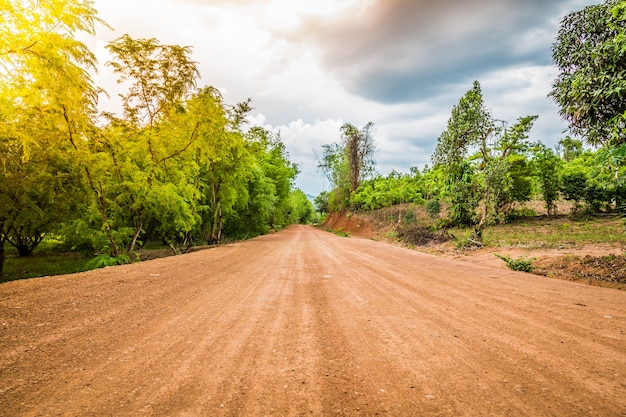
128,210,143,254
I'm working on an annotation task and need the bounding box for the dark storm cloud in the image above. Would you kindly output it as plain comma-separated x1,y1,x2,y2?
289,0,587,103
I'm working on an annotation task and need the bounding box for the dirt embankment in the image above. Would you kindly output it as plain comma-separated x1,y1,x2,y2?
321,211,626,288
1,225,625,416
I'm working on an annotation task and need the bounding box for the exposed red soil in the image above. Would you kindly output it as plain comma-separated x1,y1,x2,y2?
1,225,625,416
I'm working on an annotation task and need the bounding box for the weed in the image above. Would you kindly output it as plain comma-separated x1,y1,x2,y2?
86,254,133,269
452,231,482,249
494,253,536,272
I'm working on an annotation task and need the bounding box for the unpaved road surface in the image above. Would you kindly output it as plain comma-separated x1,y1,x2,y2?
1,225,625,416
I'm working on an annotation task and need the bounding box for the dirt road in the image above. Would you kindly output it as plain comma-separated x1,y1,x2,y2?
1,225,625,416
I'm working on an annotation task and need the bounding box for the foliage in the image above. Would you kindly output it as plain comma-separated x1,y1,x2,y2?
531,144,562,216
342,122,376,192
351,171,423,211
86,253,132,269
561,171,588,207
288,190,315,224
314,191,330,214
426,199,441,218
494,253,535,272
0,0,105,277
318,122,376,211
0,1,306,276
433,81,537,234
557,137,584,161
550,0,626,147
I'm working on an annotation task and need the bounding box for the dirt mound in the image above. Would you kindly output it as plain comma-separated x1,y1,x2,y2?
321,211,373,237
535,253,626,287
398,224,451,246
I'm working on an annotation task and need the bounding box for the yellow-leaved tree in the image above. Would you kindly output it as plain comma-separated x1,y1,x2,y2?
0,0,108,276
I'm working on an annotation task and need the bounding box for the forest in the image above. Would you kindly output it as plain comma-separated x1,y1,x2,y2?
1,0,625,281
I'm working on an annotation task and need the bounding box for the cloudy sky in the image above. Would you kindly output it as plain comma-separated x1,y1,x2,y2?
85,0,597,196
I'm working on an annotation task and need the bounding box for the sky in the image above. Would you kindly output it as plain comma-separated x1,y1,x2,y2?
85,0,599,196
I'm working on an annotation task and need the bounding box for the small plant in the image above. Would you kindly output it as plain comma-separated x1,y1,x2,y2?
403,211,418,225
426,199,441,218
86,254,133,269
494,253,536,272
452,231,482,249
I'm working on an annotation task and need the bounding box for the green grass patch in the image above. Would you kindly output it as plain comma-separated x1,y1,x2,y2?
2,252,94,283
481,216,625,249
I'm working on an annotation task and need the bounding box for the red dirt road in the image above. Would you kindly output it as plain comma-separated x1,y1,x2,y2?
1,225,625,416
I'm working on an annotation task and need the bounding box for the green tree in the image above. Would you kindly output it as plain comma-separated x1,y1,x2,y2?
89,35,201,255
561,171,588,210
433,81,536,234
557,137,584,161
287,190,315,224
235,127,298,236
550,0,626,146
318,122,376,211
318,142,350,211
503,154,533,210
0,0,105,275
532,144,562,216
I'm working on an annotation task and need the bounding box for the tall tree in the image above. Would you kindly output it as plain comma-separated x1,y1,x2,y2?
318,122,376,211
90,35,201,255
434,81,536,235
532,144,562,216
341,122,376,193
550,0,626,146
0,0,106,275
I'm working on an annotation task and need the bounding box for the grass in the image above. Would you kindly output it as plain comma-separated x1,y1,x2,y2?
0,239,172,284
2,252,94,283
480,215,625,249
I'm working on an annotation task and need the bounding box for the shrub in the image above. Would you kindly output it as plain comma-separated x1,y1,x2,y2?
403,211,418,225
426,200,441,218
86,254,133,269
494,253,535,272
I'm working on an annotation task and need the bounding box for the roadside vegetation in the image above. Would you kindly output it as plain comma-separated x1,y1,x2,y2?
0,0,314,282
2,0,625,284
317,0,625,288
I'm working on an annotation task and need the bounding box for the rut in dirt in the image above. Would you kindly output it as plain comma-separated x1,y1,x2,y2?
1,225,625,416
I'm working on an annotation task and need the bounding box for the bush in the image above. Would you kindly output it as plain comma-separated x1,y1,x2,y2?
494,253,535,272
86,254,133,269
403,211,418,225
426,200,441,218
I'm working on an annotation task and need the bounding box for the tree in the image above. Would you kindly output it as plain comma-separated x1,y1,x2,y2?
318,122,376,211
561,171,589,210
287,190,315,224
88,35,201,255
0,0,106,152
105,34,199,128
433,81,537,234
341,122,376,193
550,0,626,146
0,0,106,275
532,144,562,216
557,137,584,161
